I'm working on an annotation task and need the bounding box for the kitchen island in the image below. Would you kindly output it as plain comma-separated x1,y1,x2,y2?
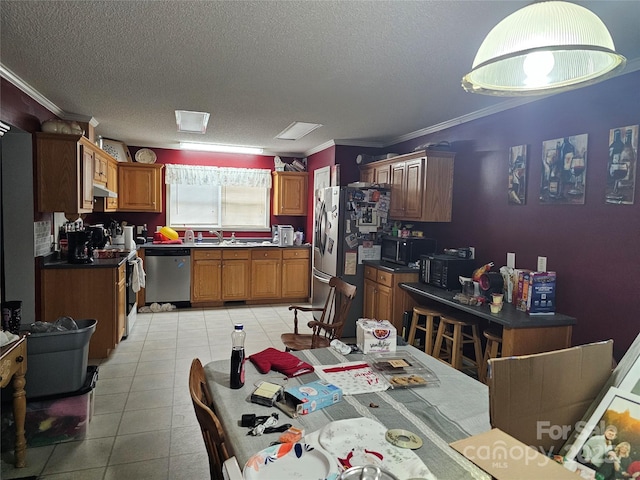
400,282,575,356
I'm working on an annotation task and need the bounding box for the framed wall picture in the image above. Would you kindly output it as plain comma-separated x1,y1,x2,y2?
605,125,638,205
540,134,588,205
508,144,528,205
100,138,132,162
564,387,640,477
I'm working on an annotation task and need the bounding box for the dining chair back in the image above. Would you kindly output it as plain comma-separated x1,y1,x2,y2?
281,276,357,351
189,358,232,480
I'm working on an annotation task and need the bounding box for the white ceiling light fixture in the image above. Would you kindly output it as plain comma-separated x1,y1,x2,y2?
462,1,626,96
175,110,210,133
178,142,263,155
276,121,323,141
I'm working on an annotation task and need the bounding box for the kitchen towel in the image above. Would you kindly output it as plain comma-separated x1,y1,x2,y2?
248,348,314,377
132,257,146,292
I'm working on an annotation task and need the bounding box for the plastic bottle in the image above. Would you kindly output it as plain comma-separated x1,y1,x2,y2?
230,232,236,244
230,324,246,389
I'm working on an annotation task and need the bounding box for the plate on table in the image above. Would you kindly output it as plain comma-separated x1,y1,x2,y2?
318,418,434,479
243,442,339,480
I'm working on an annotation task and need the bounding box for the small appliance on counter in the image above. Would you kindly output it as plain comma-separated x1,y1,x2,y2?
419,254,475,290
278,225,294,247
184,230,195,243
381,235,437,265
67,231,93,264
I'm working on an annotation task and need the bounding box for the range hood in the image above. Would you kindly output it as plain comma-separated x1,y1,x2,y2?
93,184,118,198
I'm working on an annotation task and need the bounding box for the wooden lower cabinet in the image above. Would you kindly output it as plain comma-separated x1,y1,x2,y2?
190,246,310,306
40,263,126,359
251,249,282,299
281,248,310,300
191,249,222,303
221,250,251,301
363,265,418,333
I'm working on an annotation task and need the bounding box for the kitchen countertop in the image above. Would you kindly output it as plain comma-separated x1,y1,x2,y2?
400,282,577,329
40,250,137,269
141,241,311,249
362,259,420,273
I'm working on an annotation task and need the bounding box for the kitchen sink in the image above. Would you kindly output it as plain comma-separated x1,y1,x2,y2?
189,240,277,247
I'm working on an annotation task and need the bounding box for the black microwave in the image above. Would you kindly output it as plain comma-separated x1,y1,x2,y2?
381,236,437,265
419,254,476,290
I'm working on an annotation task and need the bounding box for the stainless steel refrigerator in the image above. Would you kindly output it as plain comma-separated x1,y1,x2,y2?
312,186,391,337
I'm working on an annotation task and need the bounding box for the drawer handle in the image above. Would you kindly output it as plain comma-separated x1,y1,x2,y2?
16,356,24,363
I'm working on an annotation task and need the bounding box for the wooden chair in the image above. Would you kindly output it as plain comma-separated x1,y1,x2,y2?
480,329,503,384
432,315,483,378
281,276,357,351
189,358,232,480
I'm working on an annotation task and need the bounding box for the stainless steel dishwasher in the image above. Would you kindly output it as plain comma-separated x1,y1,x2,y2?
144,248,191,306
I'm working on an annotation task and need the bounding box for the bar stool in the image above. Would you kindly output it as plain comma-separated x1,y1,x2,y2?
406,306,444,356
432,315,483,377
480,329,503,384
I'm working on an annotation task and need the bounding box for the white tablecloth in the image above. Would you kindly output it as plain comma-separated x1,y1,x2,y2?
204,345,492,480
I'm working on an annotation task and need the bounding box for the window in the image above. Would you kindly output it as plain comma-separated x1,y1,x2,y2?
167,184,269,230
165,164,271,231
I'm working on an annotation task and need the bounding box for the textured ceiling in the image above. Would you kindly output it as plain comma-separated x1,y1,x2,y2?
2,1,639,156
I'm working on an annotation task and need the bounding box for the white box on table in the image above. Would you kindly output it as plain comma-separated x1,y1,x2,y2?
356,318,396,354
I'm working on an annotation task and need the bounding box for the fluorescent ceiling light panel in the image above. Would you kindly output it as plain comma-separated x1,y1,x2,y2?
276,121,322,140
179,142,263,155
175,110,210,133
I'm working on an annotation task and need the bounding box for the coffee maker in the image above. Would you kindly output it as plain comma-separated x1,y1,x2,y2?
67,231,93,264
87,225,108,249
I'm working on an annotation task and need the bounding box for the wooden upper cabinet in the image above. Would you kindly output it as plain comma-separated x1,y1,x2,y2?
360,150,454,222
360,167,374,184
272,171,308,216
118,163,164,212
105,158,119,211
35,132,94,214
93,150,108,185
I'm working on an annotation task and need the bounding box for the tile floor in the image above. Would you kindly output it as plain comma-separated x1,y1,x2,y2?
1,304,315,479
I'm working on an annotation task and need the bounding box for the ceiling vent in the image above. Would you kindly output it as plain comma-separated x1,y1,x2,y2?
276,122,322,141
175,110,210,134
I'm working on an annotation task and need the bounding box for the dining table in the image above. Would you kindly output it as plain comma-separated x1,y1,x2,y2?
204,344,493,479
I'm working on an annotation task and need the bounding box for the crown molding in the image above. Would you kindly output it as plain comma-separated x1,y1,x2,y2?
0,63,65,117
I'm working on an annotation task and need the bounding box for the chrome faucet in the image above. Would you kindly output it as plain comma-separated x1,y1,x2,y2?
209,230,224,243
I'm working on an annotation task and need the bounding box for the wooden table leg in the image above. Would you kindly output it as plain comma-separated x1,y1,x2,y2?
12,369,27,468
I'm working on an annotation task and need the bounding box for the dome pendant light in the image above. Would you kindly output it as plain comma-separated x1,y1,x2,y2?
462,1,626,96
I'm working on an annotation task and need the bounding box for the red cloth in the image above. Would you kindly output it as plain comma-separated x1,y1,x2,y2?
248,348,314,377
628,461,640,476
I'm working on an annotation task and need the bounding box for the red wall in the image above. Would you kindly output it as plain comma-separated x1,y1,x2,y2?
386,70,640,360
87,147,307,238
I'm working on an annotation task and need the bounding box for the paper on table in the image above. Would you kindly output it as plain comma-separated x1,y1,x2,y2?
314,361,389,395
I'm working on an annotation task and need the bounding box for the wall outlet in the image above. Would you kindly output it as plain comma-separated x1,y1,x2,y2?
537,256,547,272
469,247,475,259
507,252,516,269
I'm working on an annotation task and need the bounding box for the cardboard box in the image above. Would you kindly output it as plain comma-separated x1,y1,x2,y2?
356,319,397,354
450,428,578,480
527,271,556,315
487,340,613,454
280,380,342,416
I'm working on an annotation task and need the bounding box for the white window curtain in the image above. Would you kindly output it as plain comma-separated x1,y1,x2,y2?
165,164,272,188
